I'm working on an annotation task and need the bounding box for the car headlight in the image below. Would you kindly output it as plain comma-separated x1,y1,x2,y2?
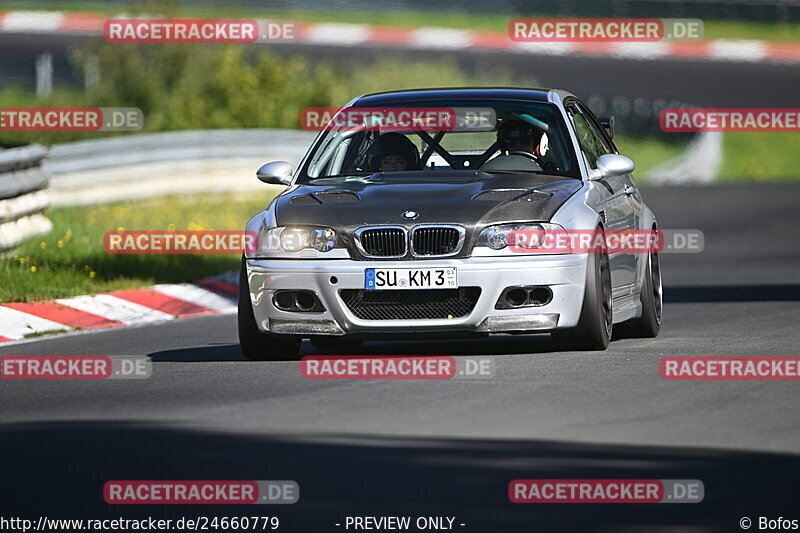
475,223,568,252
258,226,338,254
310,228,337,252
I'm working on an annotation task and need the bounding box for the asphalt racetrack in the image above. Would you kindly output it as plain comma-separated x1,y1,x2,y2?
1,183,799,531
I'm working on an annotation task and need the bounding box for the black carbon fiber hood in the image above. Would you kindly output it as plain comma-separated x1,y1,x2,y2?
273,171,582,259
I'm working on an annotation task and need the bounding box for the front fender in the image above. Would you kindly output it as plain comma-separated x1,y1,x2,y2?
244,208,277,260
549,183,603,231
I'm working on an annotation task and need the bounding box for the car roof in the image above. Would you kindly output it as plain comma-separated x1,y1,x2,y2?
353,87,556,106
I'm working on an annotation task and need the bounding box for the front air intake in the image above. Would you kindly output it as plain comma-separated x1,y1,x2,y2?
340,288,481,320
411,226,463,257
356,227,407,258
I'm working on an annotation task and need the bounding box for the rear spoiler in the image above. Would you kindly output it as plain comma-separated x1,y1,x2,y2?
598,116,615,139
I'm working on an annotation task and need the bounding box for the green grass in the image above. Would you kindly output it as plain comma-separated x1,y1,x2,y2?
24,328,73,338
4,2,799,43
719,132,800,181
614,136,690,179
702,20,800,43
0,192,277,303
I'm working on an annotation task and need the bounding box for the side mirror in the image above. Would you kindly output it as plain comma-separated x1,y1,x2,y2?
598,116,615,139
590,154,635,180
256,161,293,185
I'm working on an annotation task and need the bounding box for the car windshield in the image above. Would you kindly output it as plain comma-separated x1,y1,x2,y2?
299,99,580,182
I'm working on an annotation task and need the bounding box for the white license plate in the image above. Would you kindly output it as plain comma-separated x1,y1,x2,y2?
365,267,457,290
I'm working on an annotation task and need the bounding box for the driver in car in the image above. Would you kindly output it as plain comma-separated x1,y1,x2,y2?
481,119,554,173
368,132,420,172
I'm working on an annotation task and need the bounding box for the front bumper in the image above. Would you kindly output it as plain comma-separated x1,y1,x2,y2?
245,254,588,337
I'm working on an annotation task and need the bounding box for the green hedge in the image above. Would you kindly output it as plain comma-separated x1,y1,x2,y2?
1,44,529,145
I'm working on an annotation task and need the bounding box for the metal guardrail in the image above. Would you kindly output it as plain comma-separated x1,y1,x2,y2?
44,129,317,174
43,129,317,207
0,144,52,252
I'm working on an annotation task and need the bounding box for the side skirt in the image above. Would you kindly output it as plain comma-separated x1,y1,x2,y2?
612,292,643,324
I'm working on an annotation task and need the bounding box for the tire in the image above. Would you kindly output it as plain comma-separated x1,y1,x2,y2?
310,336,364,352
238,260,301,361
552,247,612,351
616,250,662,338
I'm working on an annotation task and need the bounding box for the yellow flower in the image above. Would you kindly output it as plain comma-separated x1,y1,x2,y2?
89,271,96,279
117,226,125,232
40,242,47,249
30,266,37,272
57,240,64,248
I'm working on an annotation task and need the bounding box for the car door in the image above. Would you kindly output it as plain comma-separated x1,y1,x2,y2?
566,101,637,295
581,104,643,235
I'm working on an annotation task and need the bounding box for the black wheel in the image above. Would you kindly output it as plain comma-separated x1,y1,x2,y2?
616,250,662,338
238,260,301,361
310,336,364,352
552,247,612,350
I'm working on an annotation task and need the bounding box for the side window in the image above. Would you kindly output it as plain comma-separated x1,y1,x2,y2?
579,104,616,154
568,104,613,168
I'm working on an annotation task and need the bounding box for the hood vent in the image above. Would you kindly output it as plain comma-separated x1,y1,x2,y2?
315,191,360,203
472,189,528,202
510,190,552,202
290,194,322,205
472,189,552,202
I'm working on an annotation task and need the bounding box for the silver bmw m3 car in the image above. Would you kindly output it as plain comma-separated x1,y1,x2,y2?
239,88,662,360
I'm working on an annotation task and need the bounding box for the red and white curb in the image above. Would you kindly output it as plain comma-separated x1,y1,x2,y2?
0,271,239,344
1,11,799,64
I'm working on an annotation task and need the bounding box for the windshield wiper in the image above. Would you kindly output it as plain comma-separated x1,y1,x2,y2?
479,170,542,174
313,172,375,179
479,170,578,179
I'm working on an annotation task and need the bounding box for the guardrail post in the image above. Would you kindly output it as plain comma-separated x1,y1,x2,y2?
36,52,54,99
